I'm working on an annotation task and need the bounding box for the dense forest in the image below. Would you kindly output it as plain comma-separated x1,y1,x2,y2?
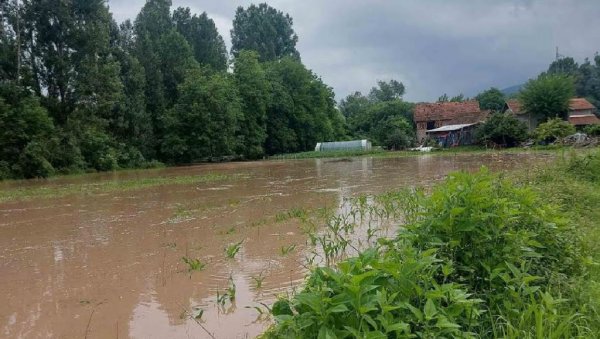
0,0,347,179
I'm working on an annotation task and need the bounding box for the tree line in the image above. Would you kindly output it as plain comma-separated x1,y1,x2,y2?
0,1,345,179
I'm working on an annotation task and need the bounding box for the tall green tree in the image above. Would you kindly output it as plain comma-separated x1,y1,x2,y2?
264,57,343,154
231,3,299,62
547,57,579,76
475,87,505,111
519,74,574,121
110,19,154,160
233,50,268,159
162,69,241,163
341,80,414,145
133,0,172,145
0,84,55,178
173,8,228,71
368,80,405,102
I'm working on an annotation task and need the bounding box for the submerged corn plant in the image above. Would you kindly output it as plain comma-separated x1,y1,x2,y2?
181,256,206,273
225,241,243,258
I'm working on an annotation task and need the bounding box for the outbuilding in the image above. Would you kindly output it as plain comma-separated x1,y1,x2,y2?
426,123,479,147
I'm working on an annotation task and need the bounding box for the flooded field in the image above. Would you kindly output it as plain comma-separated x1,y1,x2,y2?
0,153,554,338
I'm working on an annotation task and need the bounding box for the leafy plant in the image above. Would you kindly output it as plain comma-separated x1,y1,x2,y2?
251,272,267,289
181,256,206,273
280,244,296,256
534,118,576,143
225,241,243,258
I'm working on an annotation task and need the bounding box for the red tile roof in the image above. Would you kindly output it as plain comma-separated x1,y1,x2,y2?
569,114,600,126
569,98,596,111
505,99,523,114
414,100,484,123
506,98,596,115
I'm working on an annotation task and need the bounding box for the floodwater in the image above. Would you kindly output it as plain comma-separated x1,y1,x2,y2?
0,153,553,339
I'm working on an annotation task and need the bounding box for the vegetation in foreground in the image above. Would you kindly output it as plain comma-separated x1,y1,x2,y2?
262,150,600,338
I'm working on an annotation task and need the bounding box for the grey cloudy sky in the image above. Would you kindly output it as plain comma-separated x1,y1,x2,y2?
108,0,600,102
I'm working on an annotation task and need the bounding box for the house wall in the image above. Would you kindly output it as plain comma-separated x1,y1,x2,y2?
570,109,593,116
515,113,538,132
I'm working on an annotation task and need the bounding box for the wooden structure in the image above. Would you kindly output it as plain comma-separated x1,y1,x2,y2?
413,101,487,143
426,123,479,147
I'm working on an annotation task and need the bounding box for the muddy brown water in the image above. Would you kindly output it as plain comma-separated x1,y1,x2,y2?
0,153,553,338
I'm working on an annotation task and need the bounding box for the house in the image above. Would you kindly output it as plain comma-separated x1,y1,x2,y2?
568,98,600,129
426,123,479,147
503,99,538,132
504,98,599,131
413,101,487,142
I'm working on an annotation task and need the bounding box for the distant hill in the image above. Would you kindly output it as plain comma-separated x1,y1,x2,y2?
501,84,524,96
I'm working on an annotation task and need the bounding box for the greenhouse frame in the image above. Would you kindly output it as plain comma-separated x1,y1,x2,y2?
314,140,372,152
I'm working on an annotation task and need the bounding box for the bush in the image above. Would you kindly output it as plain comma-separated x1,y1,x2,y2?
268,247,482,338
16,141,55,178
534,118,576,143
402,169,582,303
583,124,600,136
475,113,528,147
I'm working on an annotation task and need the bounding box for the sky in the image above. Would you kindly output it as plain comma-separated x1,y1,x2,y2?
107,0,600,102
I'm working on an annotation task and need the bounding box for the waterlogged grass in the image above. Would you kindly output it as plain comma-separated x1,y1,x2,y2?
262,150,600,338
270,145,574,161
0,173,245,203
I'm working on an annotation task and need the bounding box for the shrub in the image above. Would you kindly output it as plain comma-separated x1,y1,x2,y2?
267,246,483,338
16,141,55,178
400,169,583,319
475,113,528,147
583,124,600,136
534,118,576,143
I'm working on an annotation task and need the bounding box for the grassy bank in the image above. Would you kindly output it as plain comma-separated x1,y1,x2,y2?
0,173,245,203
270,145,572,160
262,150,600,338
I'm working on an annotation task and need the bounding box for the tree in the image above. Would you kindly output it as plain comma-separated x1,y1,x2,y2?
373,115,414,150
519,74,574,121
475,113,528,147
437,93,465,102
450,94,465,102
0,84,55,178
173,8,228,71
162,69,241,163
133,0,173,150
475,87,505,111
547,57,579,76
231,3,299,62
534,118,576,143
263,57,343,154
233,50,269,159
368,80,405,102
341,79,414,144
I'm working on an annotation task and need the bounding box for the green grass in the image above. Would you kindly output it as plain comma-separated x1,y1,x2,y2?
269,145,574,161
0,173,245,203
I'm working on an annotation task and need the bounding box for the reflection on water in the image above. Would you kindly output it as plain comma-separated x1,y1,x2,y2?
0,153,551,338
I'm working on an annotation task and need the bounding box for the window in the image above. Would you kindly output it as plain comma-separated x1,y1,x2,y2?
427,121,436,130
